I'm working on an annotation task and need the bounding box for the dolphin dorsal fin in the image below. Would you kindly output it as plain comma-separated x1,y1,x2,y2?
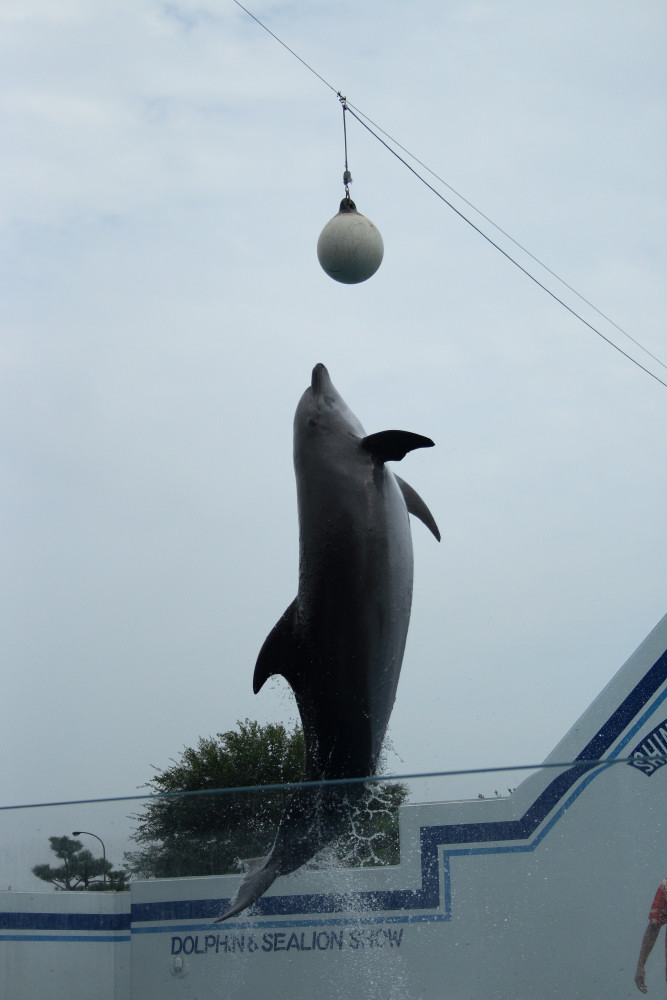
361,430,435,463
395,475,441,541
253,599,300,694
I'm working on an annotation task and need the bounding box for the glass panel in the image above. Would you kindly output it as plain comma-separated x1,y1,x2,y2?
2,749,666,999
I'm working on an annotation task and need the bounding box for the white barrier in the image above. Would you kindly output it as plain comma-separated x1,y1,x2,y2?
130,613,667,999
3,612,667,999
0,889,130,1000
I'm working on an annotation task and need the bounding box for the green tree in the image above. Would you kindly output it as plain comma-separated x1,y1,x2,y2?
124,719,407,879
32,836,127,891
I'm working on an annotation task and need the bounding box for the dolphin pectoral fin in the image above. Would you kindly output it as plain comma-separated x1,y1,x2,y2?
361,430,435,463
396,475,441,541
253,598,300,694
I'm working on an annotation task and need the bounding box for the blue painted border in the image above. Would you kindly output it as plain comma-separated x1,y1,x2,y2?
131,644,667,928
0,933,131,943
0,912,130,932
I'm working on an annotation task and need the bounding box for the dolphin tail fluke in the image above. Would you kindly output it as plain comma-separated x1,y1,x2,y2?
215,855,281,922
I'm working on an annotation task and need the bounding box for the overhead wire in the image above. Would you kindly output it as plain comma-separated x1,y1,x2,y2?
230,0,667,391
345,99,667,377
344,105,667,391
230,0,338,96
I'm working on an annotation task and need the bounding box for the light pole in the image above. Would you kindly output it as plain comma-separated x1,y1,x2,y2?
72,830,107,886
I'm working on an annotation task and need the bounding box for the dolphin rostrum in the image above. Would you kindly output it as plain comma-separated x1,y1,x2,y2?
217,363,439,920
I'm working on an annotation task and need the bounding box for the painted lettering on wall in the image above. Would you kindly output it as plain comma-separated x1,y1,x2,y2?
627,720,667,776
170,926,404,958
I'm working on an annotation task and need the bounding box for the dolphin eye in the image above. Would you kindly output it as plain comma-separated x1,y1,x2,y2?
307,416,318,427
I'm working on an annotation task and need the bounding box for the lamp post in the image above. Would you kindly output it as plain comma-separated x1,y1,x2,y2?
72,830,107,886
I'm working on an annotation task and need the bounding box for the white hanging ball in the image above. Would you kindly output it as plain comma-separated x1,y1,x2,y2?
317,198,384,284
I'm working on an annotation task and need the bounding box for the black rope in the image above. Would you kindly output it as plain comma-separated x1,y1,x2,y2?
340,95,352,199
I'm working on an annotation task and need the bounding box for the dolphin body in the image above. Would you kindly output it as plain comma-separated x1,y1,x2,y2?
217,363,439,921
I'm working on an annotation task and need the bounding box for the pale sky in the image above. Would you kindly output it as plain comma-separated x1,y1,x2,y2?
2,0,666,887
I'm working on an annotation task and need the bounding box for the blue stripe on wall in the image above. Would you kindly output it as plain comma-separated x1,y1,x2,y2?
0,933,131,943
0,912,130,932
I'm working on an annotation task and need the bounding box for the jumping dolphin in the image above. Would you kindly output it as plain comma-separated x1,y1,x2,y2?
217,363,439,920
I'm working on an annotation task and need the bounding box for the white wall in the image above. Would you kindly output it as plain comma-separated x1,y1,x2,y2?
2,613,666,999
0,890,130,1000
128,613,667,1000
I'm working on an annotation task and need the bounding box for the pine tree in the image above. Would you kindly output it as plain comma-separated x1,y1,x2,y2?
32,836,127,891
